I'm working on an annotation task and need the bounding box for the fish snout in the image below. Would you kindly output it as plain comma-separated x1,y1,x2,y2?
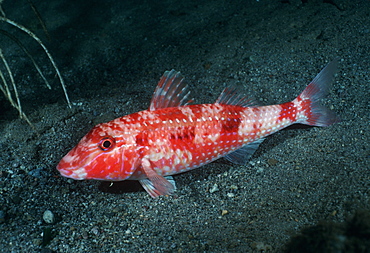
57,156,87,180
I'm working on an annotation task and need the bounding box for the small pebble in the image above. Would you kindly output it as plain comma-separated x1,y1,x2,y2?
251,241,272,251
28,168,43,179
209,184,219,193
43,210,55,224
221,210,229,216
91,227,99,235
267,158,279,166
230,185,238,190
33,238,42,246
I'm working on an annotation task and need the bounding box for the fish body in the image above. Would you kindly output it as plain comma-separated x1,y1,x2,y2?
57,60,339,197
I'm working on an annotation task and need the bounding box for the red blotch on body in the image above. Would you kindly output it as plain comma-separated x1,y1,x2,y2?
170,126,195,141
219,106,242,136
278,101,298,122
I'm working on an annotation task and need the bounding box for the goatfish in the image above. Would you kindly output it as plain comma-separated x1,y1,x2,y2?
57,60,339,198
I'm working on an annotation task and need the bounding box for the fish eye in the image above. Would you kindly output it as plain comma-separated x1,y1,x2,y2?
98,136,115,151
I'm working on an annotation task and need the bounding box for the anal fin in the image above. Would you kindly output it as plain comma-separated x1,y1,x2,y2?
224,138,264,165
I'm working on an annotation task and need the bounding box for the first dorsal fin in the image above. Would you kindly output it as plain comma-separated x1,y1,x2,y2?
149,70,192,111
216,85,258,107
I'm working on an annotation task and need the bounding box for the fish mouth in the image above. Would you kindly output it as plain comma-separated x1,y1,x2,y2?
57,163,87,180
58,167,73,178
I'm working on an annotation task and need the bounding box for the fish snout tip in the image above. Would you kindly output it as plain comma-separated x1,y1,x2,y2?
57,160,86,180
56,164,73,177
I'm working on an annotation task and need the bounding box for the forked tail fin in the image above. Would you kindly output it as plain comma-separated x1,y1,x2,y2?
295,59,340,127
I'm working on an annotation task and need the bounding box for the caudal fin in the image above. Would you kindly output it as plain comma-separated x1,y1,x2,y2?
295,59,340,127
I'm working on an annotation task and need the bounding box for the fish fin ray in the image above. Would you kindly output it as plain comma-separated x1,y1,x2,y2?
149,70,193,111
164,176,176,191
224,138,264,165
139,158,175,198
216,85,258,107
296,59,340,126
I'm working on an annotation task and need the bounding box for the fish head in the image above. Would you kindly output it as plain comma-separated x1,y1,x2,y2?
57,122,135,181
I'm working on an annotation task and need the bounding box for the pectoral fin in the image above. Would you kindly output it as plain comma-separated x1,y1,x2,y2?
139,158,176,198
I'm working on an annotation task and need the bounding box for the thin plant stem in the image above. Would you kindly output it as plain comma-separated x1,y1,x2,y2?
26,0,50,41
0,29,51,89
0,48,22,117
0,50,35,130
0,16,72,108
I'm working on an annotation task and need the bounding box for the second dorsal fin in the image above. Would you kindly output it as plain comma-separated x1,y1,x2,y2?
216,85,258,107
149,70,192,111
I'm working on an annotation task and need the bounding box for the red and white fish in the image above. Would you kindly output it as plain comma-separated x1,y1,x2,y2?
57,60,339,198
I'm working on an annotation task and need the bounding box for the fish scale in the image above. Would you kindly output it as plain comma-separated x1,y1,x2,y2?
57,60,339,198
